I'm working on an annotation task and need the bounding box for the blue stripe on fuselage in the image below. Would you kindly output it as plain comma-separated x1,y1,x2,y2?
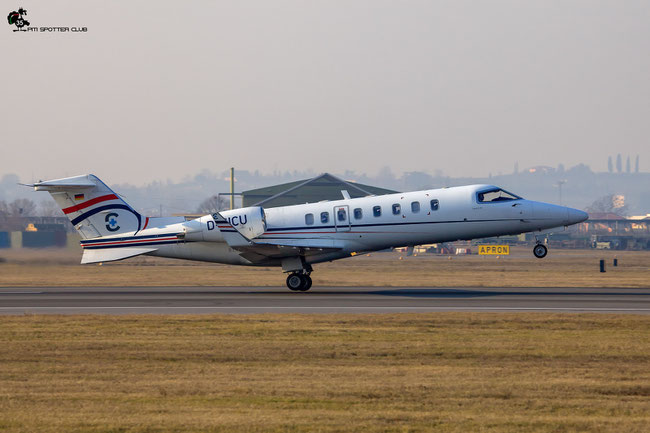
82,240,180,250
264,218,525,233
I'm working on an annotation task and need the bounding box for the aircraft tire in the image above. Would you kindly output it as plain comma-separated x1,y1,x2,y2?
286,273,305,291
300,275,312,291
533,244,548,259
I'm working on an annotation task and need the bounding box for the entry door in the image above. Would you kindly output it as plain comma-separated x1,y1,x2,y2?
334,205,351,232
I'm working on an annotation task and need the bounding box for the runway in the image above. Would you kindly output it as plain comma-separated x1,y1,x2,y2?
1,286,649,314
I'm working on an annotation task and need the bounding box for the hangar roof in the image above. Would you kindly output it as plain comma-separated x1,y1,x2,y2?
242,173,397,208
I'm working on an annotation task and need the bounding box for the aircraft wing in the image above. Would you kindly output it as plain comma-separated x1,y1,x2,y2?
212,212,343,263
237,238,343,261
227,237,344,264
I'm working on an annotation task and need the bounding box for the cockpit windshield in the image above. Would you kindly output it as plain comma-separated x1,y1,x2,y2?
477,188,522,203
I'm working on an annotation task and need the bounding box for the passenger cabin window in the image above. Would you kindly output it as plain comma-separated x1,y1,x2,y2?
337,207,347,222
477,188,521,203
411,201,420,213
320,212,329,223
373,206,382,217
305,213,314,225
430,199,439,211
392,203,401,215
354,208,363,219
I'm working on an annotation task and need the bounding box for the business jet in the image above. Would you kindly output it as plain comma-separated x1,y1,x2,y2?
32,174,588,291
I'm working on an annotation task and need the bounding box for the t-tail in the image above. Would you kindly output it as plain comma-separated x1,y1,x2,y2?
32,174,144,239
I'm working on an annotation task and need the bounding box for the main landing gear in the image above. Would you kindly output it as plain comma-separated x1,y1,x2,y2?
286,272,312,292
283,259,314,292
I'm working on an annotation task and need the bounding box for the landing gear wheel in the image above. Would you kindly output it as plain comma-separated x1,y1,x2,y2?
533,244,548,259
301,275,312,291
286,273,304,291
286,273,313,291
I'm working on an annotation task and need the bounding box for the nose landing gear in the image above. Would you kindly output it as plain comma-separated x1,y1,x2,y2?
286,272,312,291
533,243,548,259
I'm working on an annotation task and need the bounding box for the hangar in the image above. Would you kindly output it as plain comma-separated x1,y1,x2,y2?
241,173,397,208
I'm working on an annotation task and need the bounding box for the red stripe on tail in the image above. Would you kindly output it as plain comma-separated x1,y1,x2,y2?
62,194,118,214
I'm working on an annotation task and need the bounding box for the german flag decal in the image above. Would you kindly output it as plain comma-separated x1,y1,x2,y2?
74,194,85,201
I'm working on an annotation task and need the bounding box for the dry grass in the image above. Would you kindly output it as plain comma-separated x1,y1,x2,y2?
0,313,649,432
0,247,648,288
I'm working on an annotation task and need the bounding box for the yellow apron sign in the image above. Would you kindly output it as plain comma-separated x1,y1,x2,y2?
478,245,510,255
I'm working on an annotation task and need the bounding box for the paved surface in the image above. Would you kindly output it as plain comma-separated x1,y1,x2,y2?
1,286,649,314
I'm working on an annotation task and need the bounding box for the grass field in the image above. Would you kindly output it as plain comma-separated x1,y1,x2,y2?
1,247,648,288
1,313,649,432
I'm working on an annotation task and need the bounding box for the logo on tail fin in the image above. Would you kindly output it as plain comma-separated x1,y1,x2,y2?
105,213,120,232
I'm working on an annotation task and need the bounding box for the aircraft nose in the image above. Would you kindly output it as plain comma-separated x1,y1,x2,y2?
567,208,589,225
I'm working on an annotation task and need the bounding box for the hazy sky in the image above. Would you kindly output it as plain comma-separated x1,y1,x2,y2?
2,1,649,185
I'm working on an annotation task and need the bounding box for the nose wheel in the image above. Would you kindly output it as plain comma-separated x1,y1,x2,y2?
533,243,548,259
286,273,312,291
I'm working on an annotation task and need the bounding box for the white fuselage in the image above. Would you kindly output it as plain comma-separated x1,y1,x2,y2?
141,184,587,267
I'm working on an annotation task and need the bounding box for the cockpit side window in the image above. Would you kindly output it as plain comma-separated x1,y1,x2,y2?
477,188,522,203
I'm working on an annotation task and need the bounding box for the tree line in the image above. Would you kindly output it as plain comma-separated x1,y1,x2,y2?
607,154,639,174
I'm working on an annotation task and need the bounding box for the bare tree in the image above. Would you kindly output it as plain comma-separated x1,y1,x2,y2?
39,199,63,217
585,194,627,216
196,195,228,214
0,200,8,218
626,156,631,173
616,153,622,173
8,199,37,217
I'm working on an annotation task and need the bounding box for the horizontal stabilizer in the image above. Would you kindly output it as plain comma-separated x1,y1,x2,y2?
81,247,157,264
32,177,97,191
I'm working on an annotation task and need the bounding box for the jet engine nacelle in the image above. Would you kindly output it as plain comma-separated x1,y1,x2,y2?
220,206,267,240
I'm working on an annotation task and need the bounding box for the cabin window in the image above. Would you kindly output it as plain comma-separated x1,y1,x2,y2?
411,201,420,213
430,199,439,211
392,203,401,215
373,206,382,217
354,208,363,219
305,213,314,225
477,188,521,203
320,212,329,223
337,207,347,222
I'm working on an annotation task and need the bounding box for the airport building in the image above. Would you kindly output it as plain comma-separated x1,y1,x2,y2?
241,173,396,208
0,216,75,249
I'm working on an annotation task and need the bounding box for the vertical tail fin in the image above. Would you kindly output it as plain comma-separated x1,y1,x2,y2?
33,174,142,239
